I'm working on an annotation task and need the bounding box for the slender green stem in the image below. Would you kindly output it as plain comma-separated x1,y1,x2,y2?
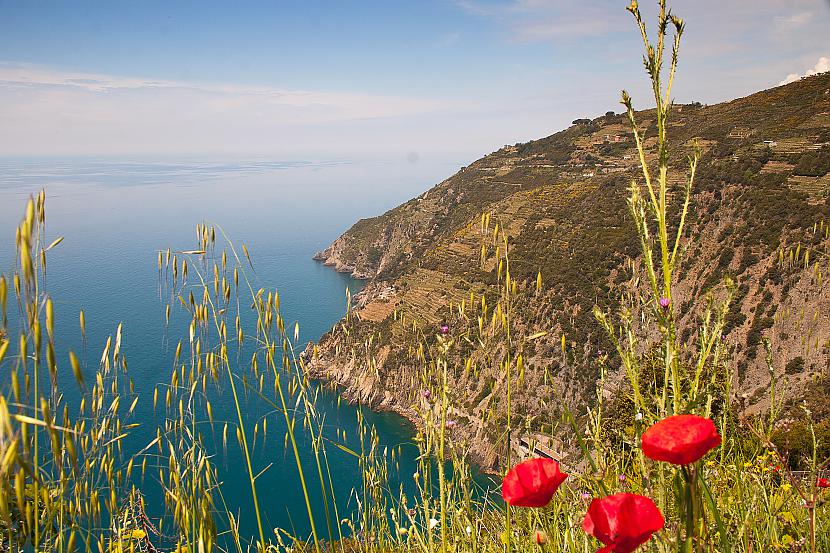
222,344,266,548
438,357,447,553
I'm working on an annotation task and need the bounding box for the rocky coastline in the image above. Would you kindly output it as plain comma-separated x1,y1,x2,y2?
306,72,830,475
301,325,503,473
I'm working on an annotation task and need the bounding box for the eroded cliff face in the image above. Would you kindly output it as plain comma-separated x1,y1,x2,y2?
307,73,830,470
313,235,374,279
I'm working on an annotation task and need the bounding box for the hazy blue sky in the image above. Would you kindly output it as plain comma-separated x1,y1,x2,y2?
1,0,828,162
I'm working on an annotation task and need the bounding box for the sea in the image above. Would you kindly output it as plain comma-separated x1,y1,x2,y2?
0,156,493,546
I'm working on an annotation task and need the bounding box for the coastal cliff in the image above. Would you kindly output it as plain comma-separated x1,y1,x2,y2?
308,73,830,470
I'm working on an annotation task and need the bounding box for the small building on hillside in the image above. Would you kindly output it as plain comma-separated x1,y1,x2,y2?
603,133,629,143
728,126,751,139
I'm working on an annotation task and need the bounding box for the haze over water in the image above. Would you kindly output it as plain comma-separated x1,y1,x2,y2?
0,156,481,544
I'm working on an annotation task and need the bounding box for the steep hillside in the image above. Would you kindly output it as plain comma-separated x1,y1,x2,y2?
308,73,830,470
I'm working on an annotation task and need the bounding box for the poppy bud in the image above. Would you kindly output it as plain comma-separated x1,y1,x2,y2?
534,529,548,545
818,477,829,489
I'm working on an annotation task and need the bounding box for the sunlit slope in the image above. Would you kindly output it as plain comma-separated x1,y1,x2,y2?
311,72,830,469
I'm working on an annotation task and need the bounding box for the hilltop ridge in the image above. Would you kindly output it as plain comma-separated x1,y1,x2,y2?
309,73,830,469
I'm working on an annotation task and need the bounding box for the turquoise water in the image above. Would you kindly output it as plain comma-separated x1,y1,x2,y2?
0,157,493,547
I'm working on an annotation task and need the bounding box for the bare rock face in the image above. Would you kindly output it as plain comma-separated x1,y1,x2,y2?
309,73,830,470
313,235,376,279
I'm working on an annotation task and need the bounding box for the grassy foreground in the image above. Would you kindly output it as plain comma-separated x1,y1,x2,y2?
1,1,829,552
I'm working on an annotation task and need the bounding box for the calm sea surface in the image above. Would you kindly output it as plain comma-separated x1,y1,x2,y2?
0,157,492,545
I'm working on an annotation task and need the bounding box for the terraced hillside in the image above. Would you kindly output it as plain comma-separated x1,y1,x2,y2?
308,72,830,470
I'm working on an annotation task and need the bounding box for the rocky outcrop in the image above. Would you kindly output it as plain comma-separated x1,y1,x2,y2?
313,235,375,279
304,335,503,470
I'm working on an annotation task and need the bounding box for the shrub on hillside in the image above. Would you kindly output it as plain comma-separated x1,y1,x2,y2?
794,145,830,177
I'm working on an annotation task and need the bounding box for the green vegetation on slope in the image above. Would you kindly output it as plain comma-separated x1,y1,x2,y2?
312,70,830,464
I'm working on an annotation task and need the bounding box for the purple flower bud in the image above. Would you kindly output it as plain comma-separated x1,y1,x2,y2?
422,389,431,399
658,297,670,309
446,419,457,429
581,492,591,500
619,474,626,483
439,323,450,335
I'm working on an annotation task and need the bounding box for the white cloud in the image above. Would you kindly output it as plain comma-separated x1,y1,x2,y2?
779,56,830,86
0,64,446,119
455,0,830,46
773,10,813,32
454,0,625,40
4,1,830,160
436,32,461,47
0,63,467,157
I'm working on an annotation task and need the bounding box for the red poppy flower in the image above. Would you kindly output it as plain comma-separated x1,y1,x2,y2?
641,414,721,465
818,477,830,489
582,493,664,553
502,458,568,507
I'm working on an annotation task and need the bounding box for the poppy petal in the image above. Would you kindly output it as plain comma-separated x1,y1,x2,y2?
502,458,568,507
641,414,721,465
583,493,664,553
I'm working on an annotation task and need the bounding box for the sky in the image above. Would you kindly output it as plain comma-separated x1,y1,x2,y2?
0,0,828,163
